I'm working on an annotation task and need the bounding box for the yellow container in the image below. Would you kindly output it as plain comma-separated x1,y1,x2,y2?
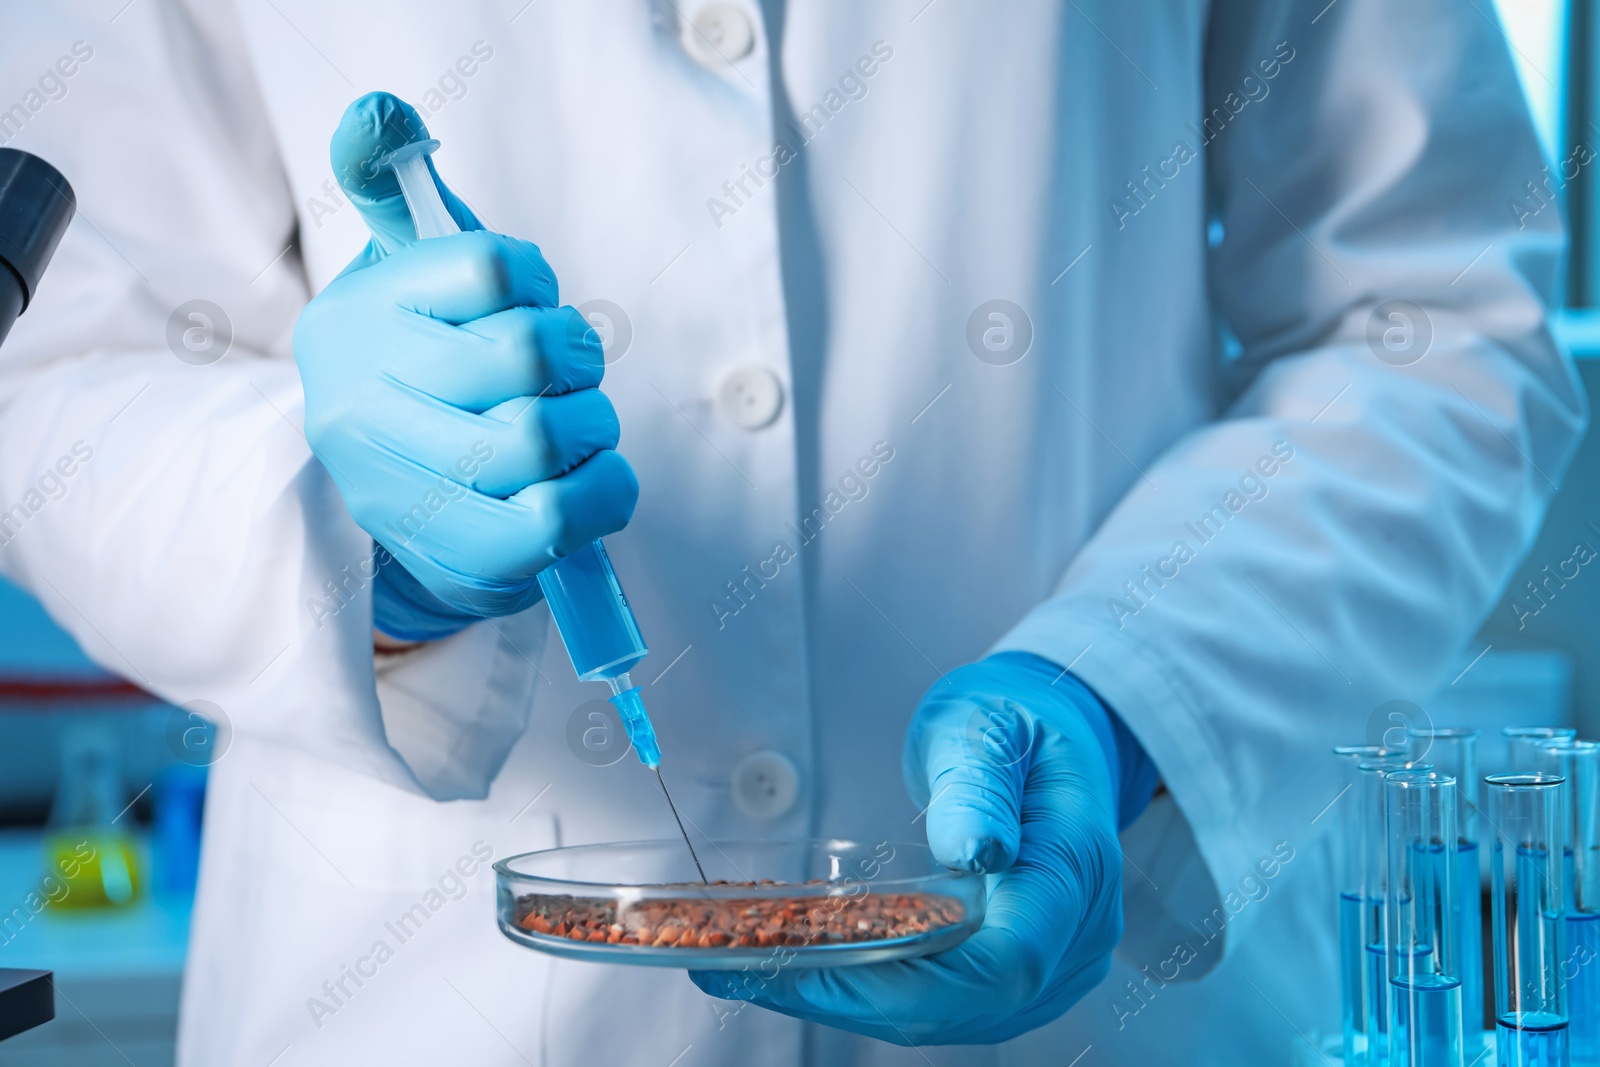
42,832,140,909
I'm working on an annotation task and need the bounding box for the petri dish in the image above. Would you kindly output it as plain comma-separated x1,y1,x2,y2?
495,838,985,969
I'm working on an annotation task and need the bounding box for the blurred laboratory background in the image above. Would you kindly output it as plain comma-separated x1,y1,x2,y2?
0,0,1597,1064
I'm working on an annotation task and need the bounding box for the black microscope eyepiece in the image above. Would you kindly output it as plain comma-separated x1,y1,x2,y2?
0,148,75,345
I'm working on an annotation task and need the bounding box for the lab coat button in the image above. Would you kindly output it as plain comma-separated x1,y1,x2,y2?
682,4,756,69
730,750,800,820
715,364,784,429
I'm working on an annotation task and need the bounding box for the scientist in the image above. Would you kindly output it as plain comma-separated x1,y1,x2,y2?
0,1,1585,1064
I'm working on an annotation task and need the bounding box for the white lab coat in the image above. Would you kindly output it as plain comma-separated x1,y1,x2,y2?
0,1,1584,1064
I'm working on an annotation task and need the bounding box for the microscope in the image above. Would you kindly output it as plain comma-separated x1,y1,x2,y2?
0,145,74,1044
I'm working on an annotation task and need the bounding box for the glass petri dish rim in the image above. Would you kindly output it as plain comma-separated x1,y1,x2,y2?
494,837,977,898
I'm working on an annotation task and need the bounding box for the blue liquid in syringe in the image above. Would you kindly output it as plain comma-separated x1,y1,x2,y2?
1497,1013,1569,1067
537,540,647,685
536,539,706,880
536,539,660,767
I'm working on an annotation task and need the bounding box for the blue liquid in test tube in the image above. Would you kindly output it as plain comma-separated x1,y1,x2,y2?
1342,753,1429,1066
1489,773,1569,1067
1458,840,1484,1044
1537,739,1600,1066
1573,912,1600,1067
1385,771,1464,1067
1335,744,1393,1066
1498,1015,1570,1067
1414,726,1486,1051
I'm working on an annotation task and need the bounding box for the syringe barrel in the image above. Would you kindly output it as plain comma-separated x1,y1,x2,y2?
376,135,650,688
536,539,647,683
379,141,648,687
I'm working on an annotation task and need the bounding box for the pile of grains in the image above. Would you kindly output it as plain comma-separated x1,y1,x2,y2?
514,881,965,949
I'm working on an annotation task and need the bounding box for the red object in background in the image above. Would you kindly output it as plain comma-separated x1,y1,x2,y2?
0,675,153,707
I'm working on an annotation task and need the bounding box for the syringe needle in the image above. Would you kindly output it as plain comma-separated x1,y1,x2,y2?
655,767,708,884
607,683,706,881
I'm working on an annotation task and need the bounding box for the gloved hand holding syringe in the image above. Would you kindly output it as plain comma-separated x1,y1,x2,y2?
297,93,705,880
378,136,708,881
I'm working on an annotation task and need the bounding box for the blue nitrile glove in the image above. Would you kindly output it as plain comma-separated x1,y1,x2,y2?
691,651,1159,1045
294,92,637,641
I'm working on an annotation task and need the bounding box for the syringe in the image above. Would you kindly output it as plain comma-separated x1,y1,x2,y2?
378,137,707,882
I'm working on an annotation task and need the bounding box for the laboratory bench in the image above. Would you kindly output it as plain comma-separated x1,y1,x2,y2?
0,831,188,1066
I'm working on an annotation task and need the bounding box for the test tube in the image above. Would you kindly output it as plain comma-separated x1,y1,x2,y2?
1535,741,1599,1065
1505,727,1577,773
1570,744,1600,1067
1487,773,1568,1067
1352,757,1435,1066
1413,727,1485,1048
1337,744,1404,1066
1387,771,1465,1066
1338,746,1405,893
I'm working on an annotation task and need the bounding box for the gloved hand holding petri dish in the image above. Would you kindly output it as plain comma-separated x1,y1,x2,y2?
308,96,1112,1010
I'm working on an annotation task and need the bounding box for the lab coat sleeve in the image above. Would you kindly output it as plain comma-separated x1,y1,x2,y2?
0,1,543,800
993,0,1588,972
